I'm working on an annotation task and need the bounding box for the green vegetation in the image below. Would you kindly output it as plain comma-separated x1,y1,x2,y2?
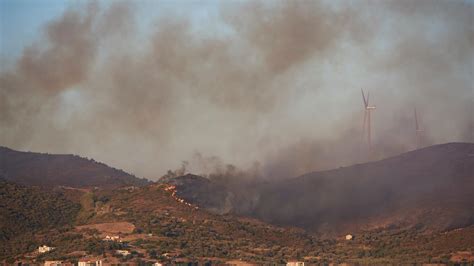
1,180,473,264
75,192,96,224
0,180,80,259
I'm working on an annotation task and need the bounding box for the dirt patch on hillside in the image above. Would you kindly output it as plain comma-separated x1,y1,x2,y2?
451,251,474,262
76,222,135,234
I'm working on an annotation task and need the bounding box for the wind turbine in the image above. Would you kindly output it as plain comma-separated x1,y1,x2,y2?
361,89,376,150
414,108,424,149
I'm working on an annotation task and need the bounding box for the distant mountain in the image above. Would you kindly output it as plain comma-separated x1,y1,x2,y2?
0,146,150,188
166,143,474,234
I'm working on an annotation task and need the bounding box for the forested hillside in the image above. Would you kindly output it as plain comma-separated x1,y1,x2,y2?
0,147,149,188
0,179,80,258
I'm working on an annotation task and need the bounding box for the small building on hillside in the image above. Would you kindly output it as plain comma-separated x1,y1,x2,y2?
38,245,55,253
44,261,63,266
78,258,103,266
103,235,121,242
345,234,354,240
116,250,131,256
287,262,305,266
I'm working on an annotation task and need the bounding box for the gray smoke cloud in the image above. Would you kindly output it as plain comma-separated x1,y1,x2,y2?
1,0,472,180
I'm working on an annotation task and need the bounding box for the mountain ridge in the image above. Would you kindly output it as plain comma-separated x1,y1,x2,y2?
0,146,150,188
165,143,474,234
252,142,474,233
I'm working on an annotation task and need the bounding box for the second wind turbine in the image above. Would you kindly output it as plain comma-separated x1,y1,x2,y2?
362,89,376,150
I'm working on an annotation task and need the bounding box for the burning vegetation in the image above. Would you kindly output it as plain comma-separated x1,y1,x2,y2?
163,184,198,210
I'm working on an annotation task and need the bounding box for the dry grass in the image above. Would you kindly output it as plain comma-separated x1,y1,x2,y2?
75,221,135,234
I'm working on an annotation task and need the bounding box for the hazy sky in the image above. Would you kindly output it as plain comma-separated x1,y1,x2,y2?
1,0,473,180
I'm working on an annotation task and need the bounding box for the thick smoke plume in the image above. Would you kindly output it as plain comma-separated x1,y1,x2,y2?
1,0,472,180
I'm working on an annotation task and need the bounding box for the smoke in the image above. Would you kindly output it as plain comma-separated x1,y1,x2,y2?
1,0,472,180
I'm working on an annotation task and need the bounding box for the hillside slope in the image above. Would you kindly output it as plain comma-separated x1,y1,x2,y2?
0,146,149,188
253,142,474,233
159,174,264,215
1,144,473,264
0,181,327,264
0,179,80,257
4,181,473,264
166,143,474,233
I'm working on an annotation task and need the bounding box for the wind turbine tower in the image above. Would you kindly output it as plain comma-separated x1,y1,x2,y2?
414,108,424,149
361,89,376,150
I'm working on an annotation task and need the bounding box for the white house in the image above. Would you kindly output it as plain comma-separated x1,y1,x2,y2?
116,250,131,256
38,245,55,253
78,259,103,266
287,262,305,266
345,234,354,240
103,235,120,241
44,261,62,266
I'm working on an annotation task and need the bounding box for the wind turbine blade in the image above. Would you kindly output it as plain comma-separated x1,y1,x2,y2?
368,110,371,149
361,89,367,107
367,92,370,106
362,110,367,142
415,108,419,130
